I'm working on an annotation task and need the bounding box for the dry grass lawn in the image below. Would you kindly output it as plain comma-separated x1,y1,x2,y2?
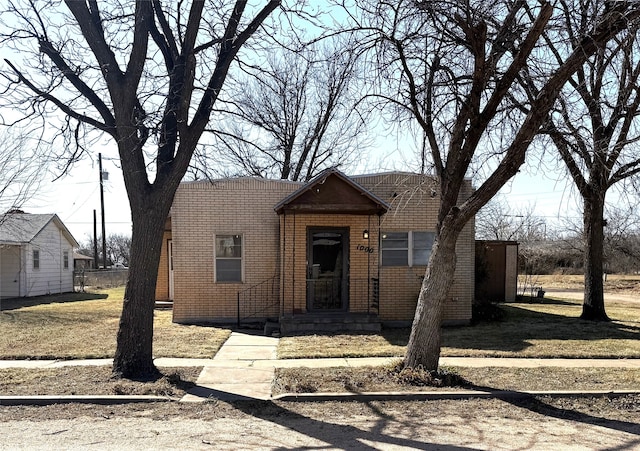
274,365,640,394
0,366,201,396
278,297,640,359
0,288,230,359
3,363,638,397
2,277,640,398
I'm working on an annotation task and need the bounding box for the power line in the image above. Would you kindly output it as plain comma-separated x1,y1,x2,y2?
65,221,131,224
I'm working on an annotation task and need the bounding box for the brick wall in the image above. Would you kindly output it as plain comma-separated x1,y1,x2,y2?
354,173,474,324
170,178,299,323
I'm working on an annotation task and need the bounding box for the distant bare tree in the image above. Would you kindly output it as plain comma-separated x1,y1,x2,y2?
604,205,640,273
107,233,131,267
0,127,45,221
526,3,640,320
476,197,546,242
79,233,131,267
197,40,368,182
557,204,640,274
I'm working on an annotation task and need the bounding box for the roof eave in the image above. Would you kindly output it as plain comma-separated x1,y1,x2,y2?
274,168,391,215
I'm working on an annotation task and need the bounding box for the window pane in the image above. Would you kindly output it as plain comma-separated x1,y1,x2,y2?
216,235,242,258
381,232,408,266
413,249,430,265
413,232,431,248
216,259,242,282
412,232,435,266
215,234,242,282
382,249,408,266
381,232,408,249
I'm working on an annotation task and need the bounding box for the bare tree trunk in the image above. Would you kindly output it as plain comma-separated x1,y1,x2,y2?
404,226,459,371
581,193,610,321
113,194,172,378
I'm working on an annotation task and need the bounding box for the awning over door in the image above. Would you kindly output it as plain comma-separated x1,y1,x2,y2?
274,169,389,216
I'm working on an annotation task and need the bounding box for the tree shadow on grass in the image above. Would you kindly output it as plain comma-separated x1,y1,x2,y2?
441,304,640,355
515,296,580,306
380,328,411,346
379,304,640,355
0,292,108,311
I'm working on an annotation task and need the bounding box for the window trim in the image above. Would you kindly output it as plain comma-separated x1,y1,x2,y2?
214,233,244,283
63,250,69,270
33,249,40,270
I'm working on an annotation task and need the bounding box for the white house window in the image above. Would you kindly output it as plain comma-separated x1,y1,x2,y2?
63,251,69,270
381,231,435,267
33,250,40,269
215,234,243,282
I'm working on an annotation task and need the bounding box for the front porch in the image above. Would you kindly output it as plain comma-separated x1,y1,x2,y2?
254,170,388,334
237,276,381,334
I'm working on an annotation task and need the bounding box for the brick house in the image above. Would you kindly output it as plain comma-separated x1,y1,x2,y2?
156,169,475,332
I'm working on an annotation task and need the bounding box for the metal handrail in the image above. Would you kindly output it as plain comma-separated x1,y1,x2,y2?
237,276,279,327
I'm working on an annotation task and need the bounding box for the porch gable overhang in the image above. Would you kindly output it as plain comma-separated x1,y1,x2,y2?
274,169,389,216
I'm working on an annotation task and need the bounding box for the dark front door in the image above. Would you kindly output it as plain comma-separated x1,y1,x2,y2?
307,228,349,311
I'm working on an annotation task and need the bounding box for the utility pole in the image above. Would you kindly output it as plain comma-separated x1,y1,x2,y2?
99,153,107,269
93,209,98,269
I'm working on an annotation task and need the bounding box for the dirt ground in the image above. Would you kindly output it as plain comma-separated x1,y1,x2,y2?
1,397,639,450
535,274,640,303
520,274,639,307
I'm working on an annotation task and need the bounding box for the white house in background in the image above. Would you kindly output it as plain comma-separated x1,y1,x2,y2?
0,213,79,299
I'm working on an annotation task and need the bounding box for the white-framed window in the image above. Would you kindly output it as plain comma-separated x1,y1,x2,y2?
33,249,40,269
63,251,69,270
381,231,435,267
215,234,243,282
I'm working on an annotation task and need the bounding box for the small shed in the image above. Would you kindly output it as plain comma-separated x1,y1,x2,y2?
475,240,518,303
74,252,94,270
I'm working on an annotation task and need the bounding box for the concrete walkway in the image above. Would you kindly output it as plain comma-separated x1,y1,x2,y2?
181,332,279,402
2,330,640,404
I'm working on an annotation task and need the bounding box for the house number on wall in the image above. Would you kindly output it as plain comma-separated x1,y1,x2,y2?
357,244,374,254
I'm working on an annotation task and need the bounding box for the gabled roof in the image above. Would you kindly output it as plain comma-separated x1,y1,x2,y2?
0,213,79,247
73,251,93,261
274,168,390,215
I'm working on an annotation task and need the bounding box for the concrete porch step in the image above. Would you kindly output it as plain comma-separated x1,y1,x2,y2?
279,313,381,335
